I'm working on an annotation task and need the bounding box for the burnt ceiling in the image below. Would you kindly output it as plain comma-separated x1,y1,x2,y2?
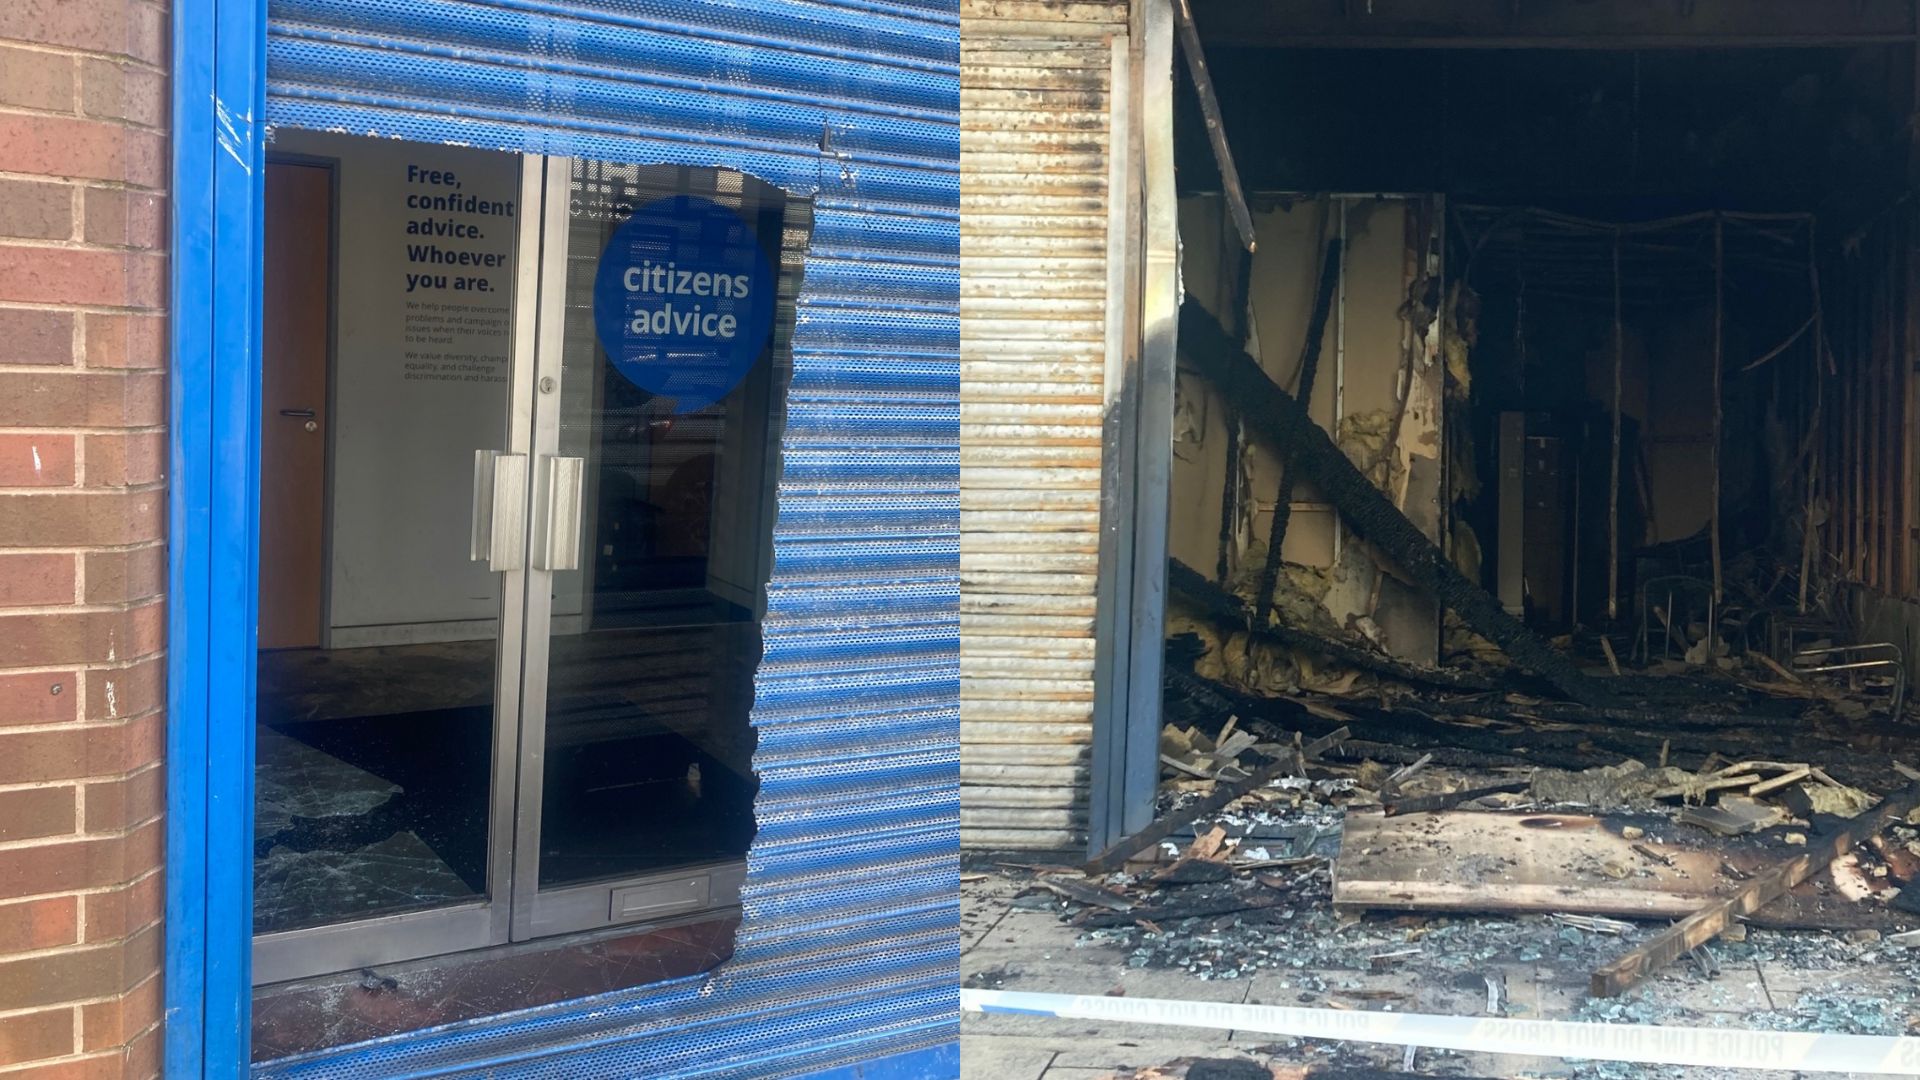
1174,46,1911,218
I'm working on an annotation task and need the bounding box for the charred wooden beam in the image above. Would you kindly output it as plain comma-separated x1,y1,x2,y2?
1167,663,1895,789
1418,694,1805,735
1172,0,1256,254
1337,739,1530,771
1383,780,1531,817
1216,410,1240,582
1177,302,1620,706
1163,664,1602,769
1171,559,1497,692
1608,230,1623,620
1590,777,1920,996
1255,239,1342,622
1710,214,1725,606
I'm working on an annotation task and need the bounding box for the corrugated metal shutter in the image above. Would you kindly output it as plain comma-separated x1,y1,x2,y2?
258,1,959,1076
960,0,1127,851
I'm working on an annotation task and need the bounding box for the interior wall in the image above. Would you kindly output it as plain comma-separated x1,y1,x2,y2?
1640,308,1719,544
1174,194,1443,661
270,130,524,646
1167,42,1920,641
1846,582,1920,678
1171,196,1334,572
1556,304,1723,549
1453,203,1845,634
1822,211,1919,600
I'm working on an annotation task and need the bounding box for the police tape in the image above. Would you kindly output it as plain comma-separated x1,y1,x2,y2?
961,988,1920,1073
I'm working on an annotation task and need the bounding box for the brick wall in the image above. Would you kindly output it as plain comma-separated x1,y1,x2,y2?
0,2,169,1077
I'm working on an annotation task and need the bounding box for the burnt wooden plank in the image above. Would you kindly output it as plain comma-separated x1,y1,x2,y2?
1589,777,1920,996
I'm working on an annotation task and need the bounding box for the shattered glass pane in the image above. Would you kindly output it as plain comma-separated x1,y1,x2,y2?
251,711,490,936
255,831,475,933
254,728,402,842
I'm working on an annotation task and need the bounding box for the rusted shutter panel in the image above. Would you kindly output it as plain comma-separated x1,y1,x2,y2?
961,0,1127,851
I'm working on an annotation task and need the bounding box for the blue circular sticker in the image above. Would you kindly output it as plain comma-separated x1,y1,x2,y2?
590,194,777,414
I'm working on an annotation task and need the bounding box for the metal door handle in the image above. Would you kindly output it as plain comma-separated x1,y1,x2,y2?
470,450,527,571
278,408,316,419
535,456,584,572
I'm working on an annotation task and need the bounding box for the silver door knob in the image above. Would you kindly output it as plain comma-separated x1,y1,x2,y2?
303,420,318,433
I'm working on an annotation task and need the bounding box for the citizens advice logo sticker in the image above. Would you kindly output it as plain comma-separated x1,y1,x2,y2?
591,194,777,413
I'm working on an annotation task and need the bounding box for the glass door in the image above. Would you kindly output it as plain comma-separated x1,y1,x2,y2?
510,157,802,940
252,139,542,984
253,144,803,983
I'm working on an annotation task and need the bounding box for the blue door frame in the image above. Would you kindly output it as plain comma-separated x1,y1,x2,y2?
167,0,266,1074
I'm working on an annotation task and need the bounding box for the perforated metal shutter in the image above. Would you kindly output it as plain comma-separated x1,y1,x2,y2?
959,0,1127,852
259,1,959,1076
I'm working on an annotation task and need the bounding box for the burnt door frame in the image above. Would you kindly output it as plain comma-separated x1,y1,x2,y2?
1088,0,1176,857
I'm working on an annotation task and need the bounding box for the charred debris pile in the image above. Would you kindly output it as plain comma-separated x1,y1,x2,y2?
1017,294,1920,1002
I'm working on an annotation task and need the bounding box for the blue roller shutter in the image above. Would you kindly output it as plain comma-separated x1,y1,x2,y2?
256,1,959,1076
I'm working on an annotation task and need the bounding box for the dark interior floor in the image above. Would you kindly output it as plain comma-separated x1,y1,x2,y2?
252,610,760,936
538,716,758,887
253,706,491,936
